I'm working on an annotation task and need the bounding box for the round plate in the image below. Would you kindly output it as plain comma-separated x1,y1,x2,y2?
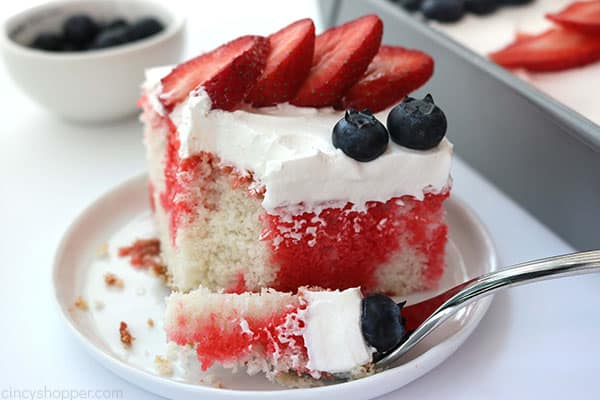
53,174,498,400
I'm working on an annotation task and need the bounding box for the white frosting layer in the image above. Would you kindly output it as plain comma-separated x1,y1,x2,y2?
144,67,453,213
301,288,373,373
431,0,599,126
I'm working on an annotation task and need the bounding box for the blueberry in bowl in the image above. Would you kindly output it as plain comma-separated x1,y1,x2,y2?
29,12,166,52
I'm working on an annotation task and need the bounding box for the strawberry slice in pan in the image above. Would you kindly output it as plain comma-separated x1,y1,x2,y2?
291,14,383,108
245,19,315,107
546,1,600,35
489,28,600,72
160,35,270,111
335,46,434,113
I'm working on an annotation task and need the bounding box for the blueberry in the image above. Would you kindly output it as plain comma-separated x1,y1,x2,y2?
30,32,63,51
421,0,466,22
61,41,82,52
396,0,423,12
387,94,447,150
361,294,406,353
63,15,99,47
498,0,533,4
127,17,164,42
90,27,130,49
332,109,389,162
465,0,498,14
103,18,128,31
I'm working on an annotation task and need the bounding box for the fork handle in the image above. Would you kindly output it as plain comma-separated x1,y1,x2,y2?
376,250,600,370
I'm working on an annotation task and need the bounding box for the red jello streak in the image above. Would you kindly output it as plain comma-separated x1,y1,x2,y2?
263,192,449,293
225,272,248,294
118,239,162,269
169,306,308,371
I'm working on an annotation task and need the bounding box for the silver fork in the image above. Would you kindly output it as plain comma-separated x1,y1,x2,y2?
375,250,600,370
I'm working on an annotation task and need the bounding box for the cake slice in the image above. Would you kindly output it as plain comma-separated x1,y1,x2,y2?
140,15,452,296
165,286,405,382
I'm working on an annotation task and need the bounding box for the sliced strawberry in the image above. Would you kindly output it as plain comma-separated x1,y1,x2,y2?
160,35,269,110
335,46,434,112
245,19,315,107
546,1,600,35
291,14,383,108
489,28,600,72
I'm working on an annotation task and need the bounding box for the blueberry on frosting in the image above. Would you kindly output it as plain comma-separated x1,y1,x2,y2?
361,294,406,353
332,109,389,162
387,94,447,151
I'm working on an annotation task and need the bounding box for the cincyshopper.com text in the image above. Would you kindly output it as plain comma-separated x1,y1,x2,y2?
1,387,124,400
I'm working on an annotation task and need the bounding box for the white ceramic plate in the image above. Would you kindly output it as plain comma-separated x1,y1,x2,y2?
53,174,498,400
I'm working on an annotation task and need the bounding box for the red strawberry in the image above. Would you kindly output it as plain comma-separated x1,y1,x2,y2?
245,19,315,107
160,35,270,110
546,1,600,35
335,46,434,112
489,28,600,72
291,15,383,108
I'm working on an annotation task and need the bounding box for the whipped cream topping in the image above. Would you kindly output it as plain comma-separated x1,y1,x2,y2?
431,0,599,126
301,288,373,374
144,67,453,213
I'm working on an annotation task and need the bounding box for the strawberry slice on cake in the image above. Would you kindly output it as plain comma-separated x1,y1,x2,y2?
245,19,315,107
159,35,270,110
335,45,434,112
291,14,383,107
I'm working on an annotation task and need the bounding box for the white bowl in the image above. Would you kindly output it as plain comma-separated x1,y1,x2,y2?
0,0,185,122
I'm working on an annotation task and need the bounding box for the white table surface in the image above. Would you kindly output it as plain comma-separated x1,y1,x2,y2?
1,1,599,399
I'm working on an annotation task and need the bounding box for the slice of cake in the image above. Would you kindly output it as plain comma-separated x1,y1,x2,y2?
164,286,405,382
140,15,452,296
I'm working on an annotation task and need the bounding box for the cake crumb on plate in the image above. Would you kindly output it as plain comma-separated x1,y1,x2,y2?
104,272,124,289
199,374,224,389
74,296,88,311
119,321,134,347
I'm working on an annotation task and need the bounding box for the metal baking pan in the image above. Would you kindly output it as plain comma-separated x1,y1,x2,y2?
320,0,600,251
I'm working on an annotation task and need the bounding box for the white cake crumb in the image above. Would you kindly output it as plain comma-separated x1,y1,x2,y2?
154,355,173,376
96,243,109,258
200,374,224,389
